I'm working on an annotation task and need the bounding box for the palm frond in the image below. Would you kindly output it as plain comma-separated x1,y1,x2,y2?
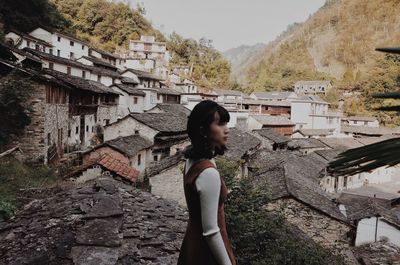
374,106,400,111
327,137,400,176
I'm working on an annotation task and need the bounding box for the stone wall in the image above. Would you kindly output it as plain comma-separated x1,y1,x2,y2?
265,198,355,262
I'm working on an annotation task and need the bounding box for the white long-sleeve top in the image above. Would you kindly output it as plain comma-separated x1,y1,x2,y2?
185,158,232,265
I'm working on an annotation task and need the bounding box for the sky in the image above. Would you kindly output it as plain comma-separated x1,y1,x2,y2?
127,0,326,52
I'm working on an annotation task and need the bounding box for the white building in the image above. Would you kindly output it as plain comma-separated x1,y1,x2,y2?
294,80,333,95
249,91,298,101
129,35,169,61
290,95,342,135
342,116,379,127
5,29,54,54
29,27,90,60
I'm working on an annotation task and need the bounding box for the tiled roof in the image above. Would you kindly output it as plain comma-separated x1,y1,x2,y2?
112,83,145,96
224,128,261,160
295,128,335,136
147,103,191,117
130,112,187,133
250,114,294,126
121,76,139,85
80,56,117,70
252,128,290,144
317,137,363,150
0,177,187,264
97,153,139,182
34,26,91,46
155,87,181,95
105,134,153,158
43,69,119,95
248,149,347,222
341,125,400,136
121,68,164,81
287,138,327,149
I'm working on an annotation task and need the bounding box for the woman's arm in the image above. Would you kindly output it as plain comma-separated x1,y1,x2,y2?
195,167,232,265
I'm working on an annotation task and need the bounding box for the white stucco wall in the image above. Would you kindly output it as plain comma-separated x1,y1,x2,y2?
103,117,157,142
355,217,400,247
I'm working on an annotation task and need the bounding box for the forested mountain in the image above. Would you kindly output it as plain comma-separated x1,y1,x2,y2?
236,0,400,125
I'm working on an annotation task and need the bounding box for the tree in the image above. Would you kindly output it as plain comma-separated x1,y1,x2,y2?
0,71,33,150
328,47,400,176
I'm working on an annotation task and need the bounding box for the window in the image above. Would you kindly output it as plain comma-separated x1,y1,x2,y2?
67,66,71,75
70,40,74,46
82,71,86,78
57,50,60,57
133,97,138,104
134,130,139,134
104,119,110,126
68,130,71,137
70,52,74,59
137,154,141,165
26,40,30,47
35,44,39,51
91,126,94,132
86,125,89,132
49,62,54,70
49,48,53,55
47,133,51,145
75,126,79,134
153,155,158,161
82,45,85,50
57,36,61,42
364,121,368,125
97,75,102,82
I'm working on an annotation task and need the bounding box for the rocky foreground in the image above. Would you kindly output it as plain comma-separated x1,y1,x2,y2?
0,177,188,265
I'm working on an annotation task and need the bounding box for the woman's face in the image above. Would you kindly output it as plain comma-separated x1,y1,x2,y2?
207,111,229,148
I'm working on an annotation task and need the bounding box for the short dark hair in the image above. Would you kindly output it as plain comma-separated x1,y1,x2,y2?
183,100,230,159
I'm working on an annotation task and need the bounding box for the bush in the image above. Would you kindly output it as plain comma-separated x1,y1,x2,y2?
216,157,345,265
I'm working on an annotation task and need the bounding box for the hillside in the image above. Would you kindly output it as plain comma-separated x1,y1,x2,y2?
223,43,266,83
241,0,400,125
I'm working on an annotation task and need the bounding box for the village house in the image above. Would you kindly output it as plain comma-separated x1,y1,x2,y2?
0,59,70,164
104,111,189,162
287,138,328,155
174,78,197,94
146,103,191,117
24,48,122,87
4,29,54,54
294,80,333,95
82,134,153,181
29,26,90,60
252,128,290,150
336,193,400,247
292,128,335,138
341,124,400,137
129,35,168,61
290,95,342,135
312,137,400,193
214,88,243,103
89,46,124,69
180,90,219,110
247,114,295,136
246,149,354,259
110,82,146,116
240,98,291,116
342,116,379,127
249,91,298,101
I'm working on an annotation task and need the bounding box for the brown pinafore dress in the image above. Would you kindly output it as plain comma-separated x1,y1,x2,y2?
177,159,237,265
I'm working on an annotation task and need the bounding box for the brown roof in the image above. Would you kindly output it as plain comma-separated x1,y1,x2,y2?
96,153,139,182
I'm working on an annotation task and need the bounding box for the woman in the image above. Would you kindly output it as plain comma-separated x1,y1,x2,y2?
177,100,237,265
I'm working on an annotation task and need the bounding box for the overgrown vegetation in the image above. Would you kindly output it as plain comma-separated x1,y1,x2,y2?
215,157,345,265
0,157,57,222
0,71,33,150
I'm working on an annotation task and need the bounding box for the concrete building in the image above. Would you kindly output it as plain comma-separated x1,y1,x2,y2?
294,80,333,95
